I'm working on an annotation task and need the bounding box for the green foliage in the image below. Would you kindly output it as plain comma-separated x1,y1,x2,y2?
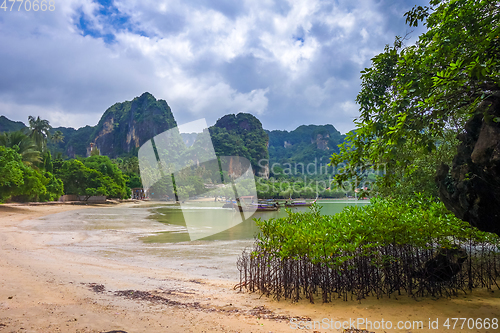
148,164,217,200
51,130,64,144
54,160,86,196
90,147,100,156
0,146,61,202
0,146,25,200
43,151,53,173
0,130,42,165
28,116,51,152
210,113,269,175
126,174,142,188
57,156,130,199
0,130,41,166
0,93,178,159
147,174,176,199
114,157,140,175
0,115,26,132
330,0,500,198
11,167,47,202
47,126,76,157
239,196,500,302
47,129,65,158
63,126,94,157
39,172,64,202
255,177,350,199
375,131,459,198
268,125,345,171
113,157,142,188
91,92,177,158
255,196,497,262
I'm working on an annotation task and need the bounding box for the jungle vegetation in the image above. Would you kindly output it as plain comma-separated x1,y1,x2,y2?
240,0,500,302
330,0,500,200
0,117,131,202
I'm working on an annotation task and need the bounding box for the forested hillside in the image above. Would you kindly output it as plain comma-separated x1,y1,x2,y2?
91,92,177,158
1,94,349,181
209,113,269,176
267,124,345,174
36,93,178,158
0,116,26,133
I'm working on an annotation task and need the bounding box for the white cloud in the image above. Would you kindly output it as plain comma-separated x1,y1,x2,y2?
161,77,269,119
305,85,327,108
0,0,429,134
0,101,97,129
360,28,369,42
340,100,359,117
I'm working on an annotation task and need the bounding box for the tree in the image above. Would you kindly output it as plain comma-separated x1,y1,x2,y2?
39,171,64,202
114,157,142,188
57,157,130,200
51,130,64,144
0,146,60,202
0,146,25,200
90,147,100,156
56,159,91,197
83,155,128,195
0,130,41,166
28,116,51,152
209,113,269,176
43,151,53,173
330,0,500,233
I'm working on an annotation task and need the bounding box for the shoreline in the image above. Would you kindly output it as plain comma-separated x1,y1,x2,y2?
0,203,499,332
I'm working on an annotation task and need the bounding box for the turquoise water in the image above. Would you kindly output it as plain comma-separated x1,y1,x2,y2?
143,200,370,243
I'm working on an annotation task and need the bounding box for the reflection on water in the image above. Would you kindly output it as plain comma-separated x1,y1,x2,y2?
143,200,370,243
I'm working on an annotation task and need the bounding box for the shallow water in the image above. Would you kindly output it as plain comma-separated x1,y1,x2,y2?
27,200,369,281
144,199,370,243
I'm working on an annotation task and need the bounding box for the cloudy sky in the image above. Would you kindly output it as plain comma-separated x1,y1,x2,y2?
0,0,428,134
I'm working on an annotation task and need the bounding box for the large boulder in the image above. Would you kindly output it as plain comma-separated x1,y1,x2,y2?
436,93,500,235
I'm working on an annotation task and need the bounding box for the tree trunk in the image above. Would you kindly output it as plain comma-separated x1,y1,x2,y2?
436,93,500,236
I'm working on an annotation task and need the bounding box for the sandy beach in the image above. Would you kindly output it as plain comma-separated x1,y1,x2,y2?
0,202,499,333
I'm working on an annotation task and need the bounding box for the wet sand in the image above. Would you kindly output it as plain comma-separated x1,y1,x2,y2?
0,202,499,333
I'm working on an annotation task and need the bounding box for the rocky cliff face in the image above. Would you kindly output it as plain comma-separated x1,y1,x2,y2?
436,93,500,235
313,133,330,150
209,113,269,177
87,92,177,158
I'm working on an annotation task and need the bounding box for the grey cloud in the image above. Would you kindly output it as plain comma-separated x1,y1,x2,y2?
219,55,283,93
0,0,431,134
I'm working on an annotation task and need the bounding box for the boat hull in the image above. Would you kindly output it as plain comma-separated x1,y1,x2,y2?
232,204,279,212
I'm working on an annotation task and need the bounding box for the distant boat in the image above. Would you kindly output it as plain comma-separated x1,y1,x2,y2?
232,201,279,212
284,198,317,207
254,202,279,211
222,202,234,208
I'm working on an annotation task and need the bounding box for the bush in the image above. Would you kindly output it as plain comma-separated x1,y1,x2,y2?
237,195,500,302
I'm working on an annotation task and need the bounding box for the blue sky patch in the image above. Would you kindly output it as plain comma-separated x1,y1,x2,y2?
295,37,305,45
74,0,149,44
75,8,116,44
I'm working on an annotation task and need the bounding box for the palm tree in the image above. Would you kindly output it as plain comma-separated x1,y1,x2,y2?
28,116,51,152
0,130,41,165
51,130,64,144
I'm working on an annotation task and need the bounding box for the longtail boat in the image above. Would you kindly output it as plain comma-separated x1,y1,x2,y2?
254,202,279,211
232,201,279,212
284,198,317,207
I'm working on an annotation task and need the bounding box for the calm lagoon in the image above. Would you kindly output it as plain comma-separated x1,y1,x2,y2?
143,199,371,243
